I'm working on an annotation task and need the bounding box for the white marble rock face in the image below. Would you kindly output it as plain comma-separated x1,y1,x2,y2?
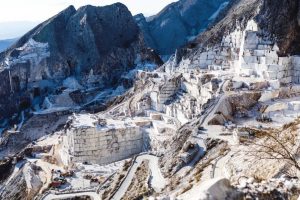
184,19,300,85
66,122,143,165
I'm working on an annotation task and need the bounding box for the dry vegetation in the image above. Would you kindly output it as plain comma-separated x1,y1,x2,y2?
102,159,133,200
122,161,152,200
246,118,300,174
162,139,229,195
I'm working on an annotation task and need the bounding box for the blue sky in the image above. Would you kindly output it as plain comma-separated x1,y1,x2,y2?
0,0,177,22
0,0,178,39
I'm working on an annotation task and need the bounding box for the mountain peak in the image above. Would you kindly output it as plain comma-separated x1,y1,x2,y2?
0,3,160,120
136,0,230,55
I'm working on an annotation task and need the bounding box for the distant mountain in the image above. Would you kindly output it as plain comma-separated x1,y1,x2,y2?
0,38,18,53
0,21,39,40
135,0,230,55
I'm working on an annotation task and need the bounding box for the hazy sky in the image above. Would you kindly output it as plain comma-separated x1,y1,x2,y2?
0,0,178,39
0,0,177,22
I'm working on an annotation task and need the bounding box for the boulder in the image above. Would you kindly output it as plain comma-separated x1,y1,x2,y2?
214,92,261,121
208,113,227,125
179,178,234,200
264,102,288,113
250,81,269,90
201,178,233,199
232,81,244,89
259,90,279,102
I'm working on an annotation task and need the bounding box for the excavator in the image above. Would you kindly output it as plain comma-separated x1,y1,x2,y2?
256,105,272,123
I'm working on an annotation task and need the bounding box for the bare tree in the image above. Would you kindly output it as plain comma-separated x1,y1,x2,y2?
246,120,300,173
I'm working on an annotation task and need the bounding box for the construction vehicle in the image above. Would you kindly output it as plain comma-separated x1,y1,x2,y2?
256,105,272,123
256,114,272,123
50,181,62,188
53,177,67,184
61,170,74,177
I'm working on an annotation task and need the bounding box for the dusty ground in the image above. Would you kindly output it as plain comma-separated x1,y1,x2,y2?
122,160,151,200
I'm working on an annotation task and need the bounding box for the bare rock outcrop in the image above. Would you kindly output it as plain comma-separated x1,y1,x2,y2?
0,162,44,200
209,92,261,125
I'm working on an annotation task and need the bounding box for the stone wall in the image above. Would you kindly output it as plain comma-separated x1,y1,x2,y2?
158,76,181,104
292,56,300,84
67,124,143,165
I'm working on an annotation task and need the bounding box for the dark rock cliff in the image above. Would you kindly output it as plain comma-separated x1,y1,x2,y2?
135,0,230,55
0,3,161,121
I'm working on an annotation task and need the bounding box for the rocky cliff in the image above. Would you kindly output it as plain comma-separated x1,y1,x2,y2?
0,3,161,121
182,0,300,57
135,0,230,55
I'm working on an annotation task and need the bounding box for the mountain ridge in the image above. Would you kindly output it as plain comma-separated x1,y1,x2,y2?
0,3,160,121
135,0,230,55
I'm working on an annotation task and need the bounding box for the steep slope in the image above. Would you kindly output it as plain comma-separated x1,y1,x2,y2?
0,3,161,121
135,0,230,55
184,0,300,56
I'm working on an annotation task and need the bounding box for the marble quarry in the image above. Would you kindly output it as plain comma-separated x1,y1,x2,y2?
184,19,300,85
64,114,143,165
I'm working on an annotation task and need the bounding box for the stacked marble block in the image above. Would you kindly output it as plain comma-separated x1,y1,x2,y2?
193,27,243,71
136,95,151,115
185,19,300,85
292,56,300,84
164,73,214,124
198,51,217,69
289,101,300,111
242,50,292,82
148,78,180,115
67,121,143,165
157,76,181,105
198,47,235,70
240,29,293,83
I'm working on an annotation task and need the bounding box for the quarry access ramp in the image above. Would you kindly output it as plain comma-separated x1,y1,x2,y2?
110,153,166,200
42,191,100,200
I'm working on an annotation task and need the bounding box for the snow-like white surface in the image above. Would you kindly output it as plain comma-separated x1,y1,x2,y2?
34,106,75,115
178,177,232,200
5,38,50,67
147,155,166,191
23,162,42,192
71,114,97,128
43,192,100,200
70,114,139,130
17,111,25,131
63,77,84,90
67,161,124,190
0,160,26,193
